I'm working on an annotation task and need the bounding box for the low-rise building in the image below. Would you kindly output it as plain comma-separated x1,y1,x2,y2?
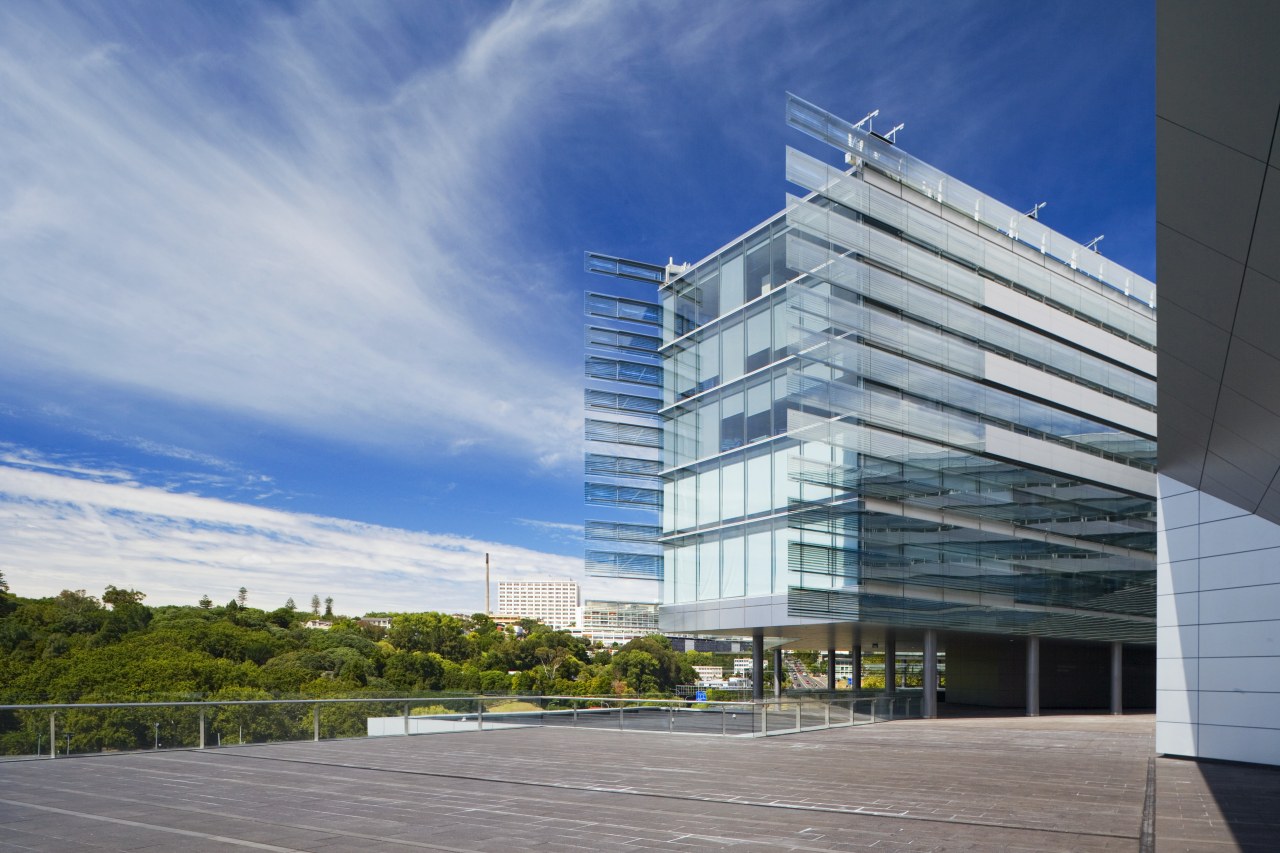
693,665,725,684
574,599,659,645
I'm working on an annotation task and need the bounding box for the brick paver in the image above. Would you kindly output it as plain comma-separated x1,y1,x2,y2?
0,711,1264,851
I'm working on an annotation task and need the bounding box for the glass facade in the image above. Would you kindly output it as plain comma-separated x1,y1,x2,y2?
589,97,1157,646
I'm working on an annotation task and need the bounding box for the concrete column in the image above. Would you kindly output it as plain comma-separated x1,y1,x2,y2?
923,629,938,719
884,632,897,695
1026,636,1040,717
853,644,863,692
772,648,783,698
1110,641,1123,715
826,646,837,690
752,631,764,702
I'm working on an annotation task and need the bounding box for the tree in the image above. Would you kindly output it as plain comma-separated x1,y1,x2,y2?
534,646,571,684
386,613,468,661
236,587,248,607
611,649,661,694
0,569,12,618
310,595,321,616
198,595,212,609
382,650,445,691
323,597,334,618
285,597,296,611
97,586,151,644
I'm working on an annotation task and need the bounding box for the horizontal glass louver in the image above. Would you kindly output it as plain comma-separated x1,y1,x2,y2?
587,326,663,353
586,356,662,387
586,550,664,579
585,520,662,543
584,419,662,448
586,291,662,326
784,93,1157,312
584,453,663,479
585,481,662,508
585,388,662,415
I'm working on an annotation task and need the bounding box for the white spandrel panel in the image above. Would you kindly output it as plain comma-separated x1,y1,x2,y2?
983,353,1156,437
984,281,1156,376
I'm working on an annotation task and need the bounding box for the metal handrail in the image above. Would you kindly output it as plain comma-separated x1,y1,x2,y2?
1,693,923,759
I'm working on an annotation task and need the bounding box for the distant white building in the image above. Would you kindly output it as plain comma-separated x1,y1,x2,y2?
692,665,725,684
497,579,580,630
303,619,332,630
574,599,659,645
360,616,392,629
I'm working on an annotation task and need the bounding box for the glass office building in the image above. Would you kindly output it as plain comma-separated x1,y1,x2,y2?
588,96,1157,710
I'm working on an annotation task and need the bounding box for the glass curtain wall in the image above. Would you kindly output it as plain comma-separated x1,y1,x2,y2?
655,97,1157,643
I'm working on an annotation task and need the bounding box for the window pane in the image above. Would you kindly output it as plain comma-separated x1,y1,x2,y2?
746,451,771,515
720,391,744,452
722,460,745,521
721,254,744,312
746,529,772,595
721,532,745,598
744,240,770,302
746,308,771,372
697,466,720,527
697,537,720,600
698,336,720,391
746,380,772,443
676,544,696,602
722,320,744,383
698,268,720,325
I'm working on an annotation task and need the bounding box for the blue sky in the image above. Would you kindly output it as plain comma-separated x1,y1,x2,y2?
0,0,1154,614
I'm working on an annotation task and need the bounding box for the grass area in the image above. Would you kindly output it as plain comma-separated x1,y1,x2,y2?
483,699,543,713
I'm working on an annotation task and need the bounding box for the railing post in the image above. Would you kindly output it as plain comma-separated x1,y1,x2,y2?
618,704,624,731
49,712,56,759
403,703,410,736
668,704,673,734
795,699,801,732
477,697,484,732
721,706,727,737
199,709,206,749
313,704,320,742
573,705,578,726
825,700,831,728
761,702,768,736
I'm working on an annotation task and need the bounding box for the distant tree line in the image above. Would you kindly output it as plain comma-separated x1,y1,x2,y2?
0,582,712,755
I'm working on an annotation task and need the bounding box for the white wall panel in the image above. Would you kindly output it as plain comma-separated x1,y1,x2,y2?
1157,688,1198,723
1199,619,1280,658
1199,584,1280,624
1199,513,1280,557
1200,550,1280,590
1157,477,1280,764
1198,724,1280,767
1199,655,1280,693
1155,721,1198,756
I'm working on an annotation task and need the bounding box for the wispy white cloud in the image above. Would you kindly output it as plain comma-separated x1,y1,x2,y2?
0,0,709,471
0,463,581,614
516,517,585,546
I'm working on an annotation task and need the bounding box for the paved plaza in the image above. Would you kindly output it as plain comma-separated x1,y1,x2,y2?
1,712,1277,851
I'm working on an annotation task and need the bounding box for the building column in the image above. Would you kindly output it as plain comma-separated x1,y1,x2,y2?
853,644,863,692
1110,641,1123,715
923,629,938,719
772,648,783,698
752,630,764,702
884,631,897,695
1026,636,1040,717
826,646,837,690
